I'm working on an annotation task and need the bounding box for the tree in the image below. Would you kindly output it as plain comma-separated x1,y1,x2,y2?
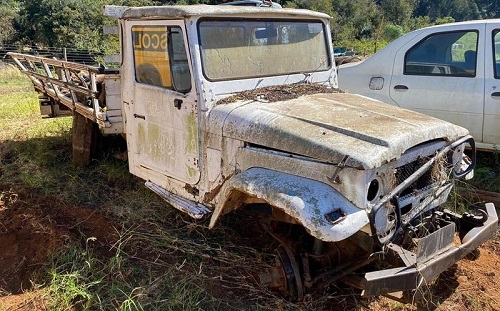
405,15,431,31
331,0,381,41
380,0,416,27
414,0,480,22
286,0,335,17
476,0,500,18
382,23,404,41
0,0,20,44
15,0,105,50
435,16,455,24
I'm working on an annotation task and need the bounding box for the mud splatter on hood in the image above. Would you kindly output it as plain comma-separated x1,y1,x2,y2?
211,91,468,169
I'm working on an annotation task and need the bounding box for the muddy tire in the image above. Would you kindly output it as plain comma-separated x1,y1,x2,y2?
335,56,362,66
72,113,100,166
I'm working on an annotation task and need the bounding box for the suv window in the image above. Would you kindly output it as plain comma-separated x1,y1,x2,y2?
404,30,478,77
132,25,191,93
493,30,500,79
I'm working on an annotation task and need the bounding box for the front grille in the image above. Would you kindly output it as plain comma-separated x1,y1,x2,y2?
395,156,439,198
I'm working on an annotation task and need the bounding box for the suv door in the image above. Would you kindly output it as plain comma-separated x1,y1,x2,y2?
122,20,200,185
483,24,500,147
388,26,485,143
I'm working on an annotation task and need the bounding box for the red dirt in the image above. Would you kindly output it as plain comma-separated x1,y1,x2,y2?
449,234,500,310
0,184,499,310
367,232,500,311
0,185,117,309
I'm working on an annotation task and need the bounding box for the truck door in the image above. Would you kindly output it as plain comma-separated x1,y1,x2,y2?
388,26,485,143
483,24,500,147
122,21,200,185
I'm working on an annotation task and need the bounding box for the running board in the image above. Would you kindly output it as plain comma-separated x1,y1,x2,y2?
145,181,212,219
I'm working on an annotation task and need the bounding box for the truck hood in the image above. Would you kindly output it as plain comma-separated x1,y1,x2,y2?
210,93,468,169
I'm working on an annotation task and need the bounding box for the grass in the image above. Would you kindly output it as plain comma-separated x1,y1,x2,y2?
468,151,500,192
0,63,32,87
0,64,498,311
44,236,218,311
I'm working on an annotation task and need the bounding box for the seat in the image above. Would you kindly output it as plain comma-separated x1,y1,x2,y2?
464,50,476,71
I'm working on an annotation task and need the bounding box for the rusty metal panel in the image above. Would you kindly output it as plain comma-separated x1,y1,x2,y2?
416,223,455,263
210,167,369,242
103,25,119,35
145,181,211,219
359,203,498,297
120,5,329,20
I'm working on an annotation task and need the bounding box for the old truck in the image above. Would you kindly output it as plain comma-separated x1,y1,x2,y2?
7,4,498,303
338,20,500,151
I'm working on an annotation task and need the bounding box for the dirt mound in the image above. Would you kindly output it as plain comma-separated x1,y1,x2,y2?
0,186,117,295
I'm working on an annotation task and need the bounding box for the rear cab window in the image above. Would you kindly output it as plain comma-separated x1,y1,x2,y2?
404,30,478,77
493,30,500,79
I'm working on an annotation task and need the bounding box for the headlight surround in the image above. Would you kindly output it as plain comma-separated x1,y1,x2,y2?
450,137,476,179
367,177,381,202
373,202,397,242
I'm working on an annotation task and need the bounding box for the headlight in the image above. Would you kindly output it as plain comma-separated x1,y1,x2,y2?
373,203,397,243
367,178,380,202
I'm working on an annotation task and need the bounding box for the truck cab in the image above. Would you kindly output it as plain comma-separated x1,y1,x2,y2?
113,6,335,205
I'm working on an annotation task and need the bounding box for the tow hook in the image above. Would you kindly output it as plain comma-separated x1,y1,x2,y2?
442,208,488,230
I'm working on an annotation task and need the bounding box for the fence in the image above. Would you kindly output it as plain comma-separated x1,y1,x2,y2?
0,44,103,65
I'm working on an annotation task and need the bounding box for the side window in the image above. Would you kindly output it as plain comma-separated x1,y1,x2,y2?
169,29,192,93
493,30,500,79
405,31,478,77
132,25,191,93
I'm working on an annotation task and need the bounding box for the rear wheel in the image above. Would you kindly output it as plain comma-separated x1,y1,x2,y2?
72,113,101,166
335,56,361,66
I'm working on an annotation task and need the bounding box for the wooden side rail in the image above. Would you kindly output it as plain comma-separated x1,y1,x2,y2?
6,52,110,128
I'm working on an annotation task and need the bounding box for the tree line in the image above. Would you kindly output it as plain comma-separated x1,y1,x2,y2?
1,0,498,60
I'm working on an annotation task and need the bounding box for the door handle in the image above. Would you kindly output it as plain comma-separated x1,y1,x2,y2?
394,85,409,91
134,113,145,120
491,92,500,99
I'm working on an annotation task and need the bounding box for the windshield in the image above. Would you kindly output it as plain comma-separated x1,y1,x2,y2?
198,19,330,81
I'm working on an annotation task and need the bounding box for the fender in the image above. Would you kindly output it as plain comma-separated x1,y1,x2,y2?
209,168,369,242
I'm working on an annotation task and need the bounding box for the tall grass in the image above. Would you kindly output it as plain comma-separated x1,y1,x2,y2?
0,62,32,88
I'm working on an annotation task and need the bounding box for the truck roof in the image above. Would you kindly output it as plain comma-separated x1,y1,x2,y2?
415,18,500,32
110,4,329,20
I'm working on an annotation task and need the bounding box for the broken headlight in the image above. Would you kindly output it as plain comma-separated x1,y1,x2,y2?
450,137,475,179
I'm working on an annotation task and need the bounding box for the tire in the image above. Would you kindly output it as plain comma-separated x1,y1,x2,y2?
72,113,101,166
335,56,362,66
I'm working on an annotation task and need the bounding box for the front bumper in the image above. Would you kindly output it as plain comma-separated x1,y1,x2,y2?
353,203,498,297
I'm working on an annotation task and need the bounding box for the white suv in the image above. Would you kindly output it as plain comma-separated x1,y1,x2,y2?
338,20,500,151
